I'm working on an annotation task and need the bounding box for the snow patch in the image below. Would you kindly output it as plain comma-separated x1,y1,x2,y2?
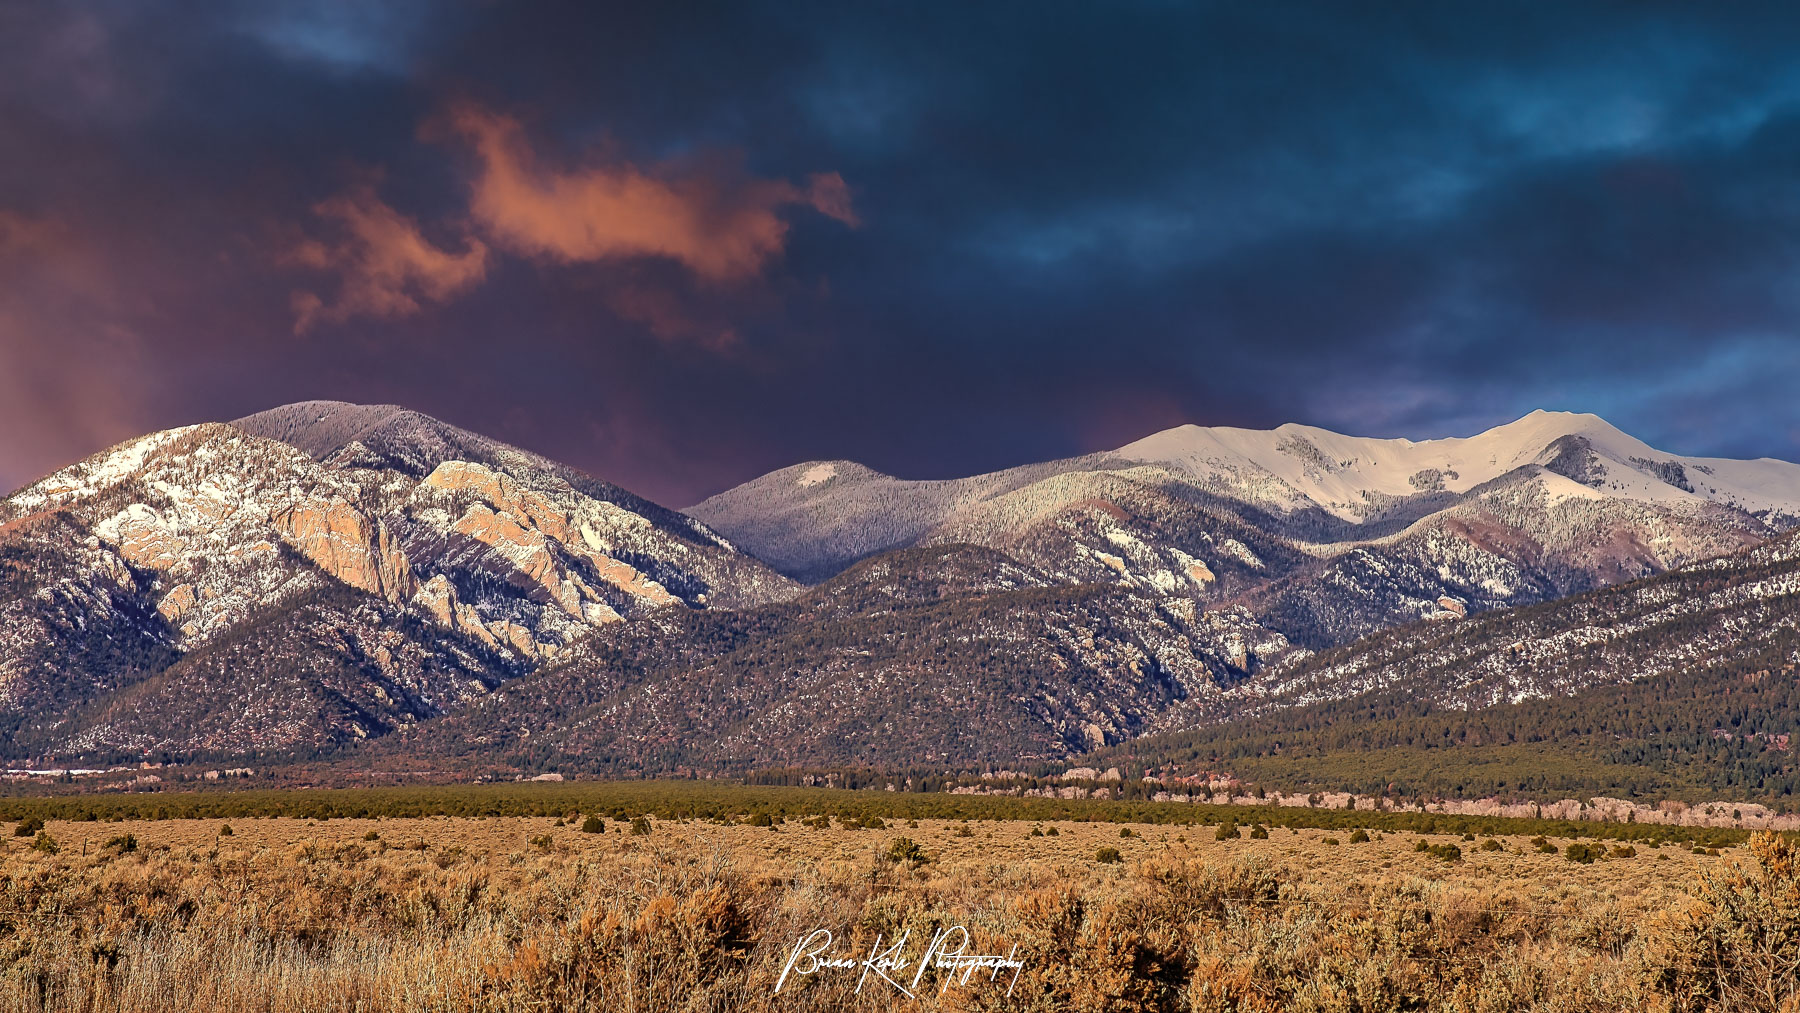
1102,525,1148,554
1536,469,1608,505
1219,539,1264,570
95,503,161,543
796,463,838,488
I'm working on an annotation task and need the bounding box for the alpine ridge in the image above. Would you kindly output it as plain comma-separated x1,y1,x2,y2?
690,410,1800,658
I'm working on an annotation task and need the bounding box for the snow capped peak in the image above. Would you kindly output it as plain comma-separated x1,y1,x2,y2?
1468,409,1645,459
1117,410,1800,525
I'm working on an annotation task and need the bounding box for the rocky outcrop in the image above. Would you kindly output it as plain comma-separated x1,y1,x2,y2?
424,461,568,538
574,523,679,606
409,572,604,660
1427,595,1468,621
156,584,197,624
96,504,189,571
418,460,678,617
414,574,492,644
273,498,415,603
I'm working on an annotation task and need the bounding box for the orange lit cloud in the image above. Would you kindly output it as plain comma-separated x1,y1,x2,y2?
285,107,855,336
288,185,488,334
446,104,857,282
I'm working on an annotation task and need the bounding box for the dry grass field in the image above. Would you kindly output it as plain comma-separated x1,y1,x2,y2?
0,812,1793,1012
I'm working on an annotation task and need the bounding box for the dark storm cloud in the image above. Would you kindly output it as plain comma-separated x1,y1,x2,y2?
4,1,1800,505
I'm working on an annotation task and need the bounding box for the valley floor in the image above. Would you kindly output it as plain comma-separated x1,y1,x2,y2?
0,808,1790,1011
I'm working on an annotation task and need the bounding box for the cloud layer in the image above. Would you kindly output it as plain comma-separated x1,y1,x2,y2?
2,2,1800,506
451,104,856,279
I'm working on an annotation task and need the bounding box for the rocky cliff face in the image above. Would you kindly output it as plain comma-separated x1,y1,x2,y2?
273,498,416,603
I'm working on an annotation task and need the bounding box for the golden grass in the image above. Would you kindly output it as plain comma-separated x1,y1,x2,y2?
0,815,1784,1012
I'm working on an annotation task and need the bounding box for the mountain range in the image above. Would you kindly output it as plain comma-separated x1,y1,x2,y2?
3,400,1798,792
692,410,1800,657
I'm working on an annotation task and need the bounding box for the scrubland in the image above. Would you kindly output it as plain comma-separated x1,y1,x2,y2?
0,812,1794,1012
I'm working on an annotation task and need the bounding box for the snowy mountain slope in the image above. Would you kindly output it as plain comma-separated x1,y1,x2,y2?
26,583,515,760
696,412,1800,575
1236,462,1775,647
682,454,1129,582
392,545,1294,771
0,510,179,734
3,425,405,650
1119,410,1800,527
1202,524,1800,726
0,403,799,759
